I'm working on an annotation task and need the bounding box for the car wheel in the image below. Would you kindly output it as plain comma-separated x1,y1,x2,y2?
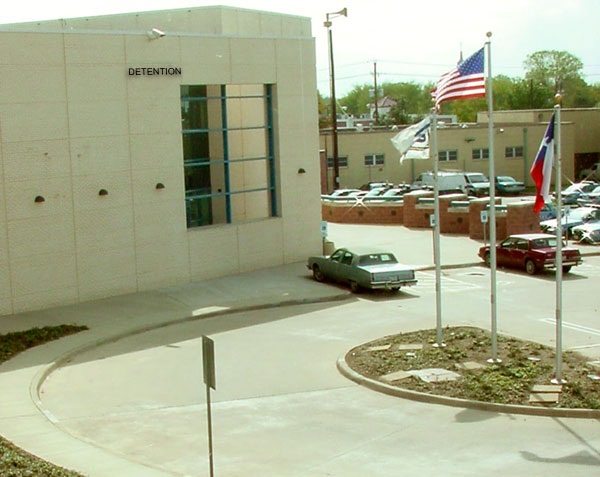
390,286,400,292
525,259,537,275
483,252,491,267
349,280,361,293
562,265,572,273
312,265,325,282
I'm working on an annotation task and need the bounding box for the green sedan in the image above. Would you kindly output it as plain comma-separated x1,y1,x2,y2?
307,247,417,293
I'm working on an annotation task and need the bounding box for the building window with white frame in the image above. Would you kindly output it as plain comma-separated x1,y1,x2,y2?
364,153,384,166
472,148,489,160
327,156,349,168
438,150,458,162
505,146,524,158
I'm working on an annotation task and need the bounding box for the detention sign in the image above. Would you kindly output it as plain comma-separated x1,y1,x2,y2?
127,66,182,76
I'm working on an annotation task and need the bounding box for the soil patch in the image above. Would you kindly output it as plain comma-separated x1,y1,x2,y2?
345,326,600,409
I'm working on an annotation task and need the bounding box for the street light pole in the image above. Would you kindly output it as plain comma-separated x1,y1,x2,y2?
324,8,347,191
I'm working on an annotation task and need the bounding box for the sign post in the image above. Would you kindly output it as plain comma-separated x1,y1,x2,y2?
202,336,216,477
481,209,489,246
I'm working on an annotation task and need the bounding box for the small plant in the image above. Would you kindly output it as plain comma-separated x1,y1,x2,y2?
0,325,88,476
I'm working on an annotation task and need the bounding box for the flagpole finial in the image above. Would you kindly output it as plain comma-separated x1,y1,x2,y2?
555,93,563,107
486,31,492,38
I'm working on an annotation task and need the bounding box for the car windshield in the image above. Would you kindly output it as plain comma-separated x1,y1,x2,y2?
531,238,558,249
498,176,515,182
469,174,487,183
565,208,593,220
358,253,398,266
564,183,595,193
563,184,583,193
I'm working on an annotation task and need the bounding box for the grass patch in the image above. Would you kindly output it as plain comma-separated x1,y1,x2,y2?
0,325,88,477
346,326,600,409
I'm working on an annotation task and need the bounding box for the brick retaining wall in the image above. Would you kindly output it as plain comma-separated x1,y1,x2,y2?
322,193,541,241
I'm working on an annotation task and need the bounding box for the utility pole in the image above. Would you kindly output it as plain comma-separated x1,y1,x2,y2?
373,61,379,124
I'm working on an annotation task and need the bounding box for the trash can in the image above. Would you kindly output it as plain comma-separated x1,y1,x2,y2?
323,240,335,255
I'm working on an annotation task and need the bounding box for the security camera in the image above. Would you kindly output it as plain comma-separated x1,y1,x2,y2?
147,28,165,40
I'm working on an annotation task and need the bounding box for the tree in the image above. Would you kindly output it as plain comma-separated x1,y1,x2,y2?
338,85,371,117
524,50,584,106
318,91,330,129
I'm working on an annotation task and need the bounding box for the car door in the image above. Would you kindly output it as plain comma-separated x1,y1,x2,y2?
513,238,530,268
496,237,515,267
337,251,356,284
324,249,345,280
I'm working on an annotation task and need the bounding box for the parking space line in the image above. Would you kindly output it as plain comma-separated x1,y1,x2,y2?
416,271,482,292
540,318,600,337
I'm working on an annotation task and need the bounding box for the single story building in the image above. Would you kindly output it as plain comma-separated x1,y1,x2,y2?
320,108,600,193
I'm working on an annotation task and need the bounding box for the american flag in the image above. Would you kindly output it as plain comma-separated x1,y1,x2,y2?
432,48,486,110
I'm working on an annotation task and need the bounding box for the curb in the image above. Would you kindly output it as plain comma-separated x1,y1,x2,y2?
336,356,600,419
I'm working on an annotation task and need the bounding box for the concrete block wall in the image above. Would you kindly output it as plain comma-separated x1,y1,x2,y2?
439,194,470,234
402,190,433,228
322,193,541,244
322,202,403,224
469,199,506,241
506,200,541,236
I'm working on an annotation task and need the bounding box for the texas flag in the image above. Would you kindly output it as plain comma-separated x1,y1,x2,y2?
530,113,556,213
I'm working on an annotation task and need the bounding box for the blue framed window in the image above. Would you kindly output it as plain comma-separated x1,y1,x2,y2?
181,84,277,228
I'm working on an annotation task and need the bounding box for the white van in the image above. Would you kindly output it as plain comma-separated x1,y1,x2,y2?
411,171,467,194
463,172,490,197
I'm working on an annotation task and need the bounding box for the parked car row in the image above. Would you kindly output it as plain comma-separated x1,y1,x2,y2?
540,205,600,240
558,180,598,205
410,172,529,197
321,183,411,202
305,230,586,295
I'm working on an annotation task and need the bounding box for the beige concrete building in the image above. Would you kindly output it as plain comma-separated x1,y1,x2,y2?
0,6,322,316
320,108,600,192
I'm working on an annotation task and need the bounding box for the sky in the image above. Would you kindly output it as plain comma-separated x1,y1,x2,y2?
3,0,599,96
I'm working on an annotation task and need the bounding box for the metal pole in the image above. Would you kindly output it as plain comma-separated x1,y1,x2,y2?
328,26,340,190
206,382,214,477
431,111,445,348
486,33,501,364
324,10,346,190
202,336,216,477
552,99,565,384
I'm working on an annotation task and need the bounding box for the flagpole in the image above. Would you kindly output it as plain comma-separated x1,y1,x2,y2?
430,110,445,348
486,32,500,364
552,97,565,384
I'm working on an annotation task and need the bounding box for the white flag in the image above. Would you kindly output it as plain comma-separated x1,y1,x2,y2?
403,129,429,162
390,117,431,163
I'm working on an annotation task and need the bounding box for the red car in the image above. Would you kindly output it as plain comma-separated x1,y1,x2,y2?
478,233,582,275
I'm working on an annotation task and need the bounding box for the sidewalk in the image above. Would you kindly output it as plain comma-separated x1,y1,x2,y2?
0,225,597,476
